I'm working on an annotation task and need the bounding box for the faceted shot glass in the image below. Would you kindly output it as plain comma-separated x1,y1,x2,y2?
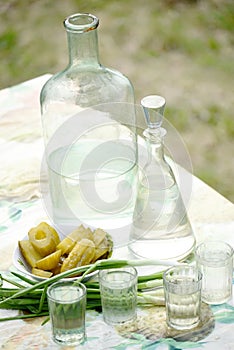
195,240,233,304
163,265,202,330
47,280,86,346
99,266,138,325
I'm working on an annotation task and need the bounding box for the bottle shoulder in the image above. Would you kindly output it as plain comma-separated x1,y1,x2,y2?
40,64,134,106
41,64,133,93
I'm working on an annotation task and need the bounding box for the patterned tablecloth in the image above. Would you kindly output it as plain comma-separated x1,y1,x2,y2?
0,75,234,350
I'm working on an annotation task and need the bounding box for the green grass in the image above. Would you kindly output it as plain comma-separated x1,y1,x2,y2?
0,0,233,202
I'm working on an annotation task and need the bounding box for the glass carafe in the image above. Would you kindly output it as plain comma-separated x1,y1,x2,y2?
40,13,137,242
129,95,195,261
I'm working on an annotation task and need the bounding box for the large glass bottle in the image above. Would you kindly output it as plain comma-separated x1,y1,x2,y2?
129,95,196,261
40,14,137,241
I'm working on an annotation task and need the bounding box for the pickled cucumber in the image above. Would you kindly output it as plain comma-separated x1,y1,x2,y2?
32,267,53,278
61,239,95,272
36,249,62,270
56,225,92,255
18,240,43,268
28,222,60,257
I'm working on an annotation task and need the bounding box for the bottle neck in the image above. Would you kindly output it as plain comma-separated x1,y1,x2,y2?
64,13,100,67
66,29,100,67
143,127,175,189
143,127,166,161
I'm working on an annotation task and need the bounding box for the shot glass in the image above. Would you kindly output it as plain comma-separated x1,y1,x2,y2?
195,240,233,304
47,280,86,346
99,266,138,325
163,265,202,330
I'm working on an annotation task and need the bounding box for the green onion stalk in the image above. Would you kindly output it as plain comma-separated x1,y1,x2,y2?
0,258,178,322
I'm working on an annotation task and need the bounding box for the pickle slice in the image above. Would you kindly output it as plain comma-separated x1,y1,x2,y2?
56,225,92,255
28,222,59,257
92,228,106,246
61,238,95,272
36,250,62,270
32,268,53,278
18,240,42,268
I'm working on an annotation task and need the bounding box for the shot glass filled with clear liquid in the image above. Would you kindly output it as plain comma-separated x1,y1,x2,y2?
163,265,202,330
195,240,233,304
47,281,86,346
99,266,138,325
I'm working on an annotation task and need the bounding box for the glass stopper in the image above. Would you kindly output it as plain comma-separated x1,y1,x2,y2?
141,95,166,129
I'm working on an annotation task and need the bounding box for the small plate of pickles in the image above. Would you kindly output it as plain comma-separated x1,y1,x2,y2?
13,222,113,281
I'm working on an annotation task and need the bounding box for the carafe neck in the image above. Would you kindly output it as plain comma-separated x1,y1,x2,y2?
143,127,166,162
64,13,100,67
143,127,175,188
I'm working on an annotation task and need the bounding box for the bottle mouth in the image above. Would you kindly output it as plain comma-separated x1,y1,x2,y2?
64,13,99,33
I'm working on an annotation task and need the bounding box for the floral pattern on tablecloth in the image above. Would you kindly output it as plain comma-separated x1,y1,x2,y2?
0,197,234,350
0,76,234,349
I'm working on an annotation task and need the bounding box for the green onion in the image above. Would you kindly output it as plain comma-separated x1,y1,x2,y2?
137,278,163,290
138,288,165,305
0,258,174,322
